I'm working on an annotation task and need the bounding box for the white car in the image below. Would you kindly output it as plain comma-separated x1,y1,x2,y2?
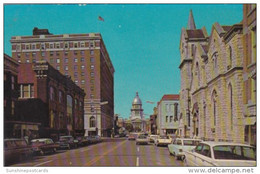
168,138,202,160
148,135,159,143
184,141,256,167
154,135,172,146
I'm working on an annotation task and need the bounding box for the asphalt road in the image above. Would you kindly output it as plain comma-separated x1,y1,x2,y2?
9,138,185,167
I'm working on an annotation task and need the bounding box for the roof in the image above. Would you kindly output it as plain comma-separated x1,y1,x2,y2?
201,141,254,147
186,29,205,39
132,92,142,105
222,25,233,32
161,94,180,101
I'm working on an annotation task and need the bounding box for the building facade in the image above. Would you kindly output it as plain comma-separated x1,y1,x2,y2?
129,92,146,132
179,7,256,145
157,94,180,136
150,107,158,135
10,28,115,137
242,4,256,146
17,61,85,141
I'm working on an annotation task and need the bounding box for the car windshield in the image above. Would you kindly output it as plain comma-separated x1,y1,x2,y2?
60,137,73,141
160,136,169,139
183,140,201,146
213,145,256,160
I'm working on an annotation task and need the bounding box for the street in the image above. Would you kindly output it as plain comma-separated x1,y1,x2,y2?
9,138,185,167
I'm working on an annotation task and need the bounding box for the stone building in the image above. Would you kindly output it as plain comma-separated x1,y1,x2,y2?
157,94,180,135
242,4,256,146
10,28,115,137
129,92,146,132
179,7,256,145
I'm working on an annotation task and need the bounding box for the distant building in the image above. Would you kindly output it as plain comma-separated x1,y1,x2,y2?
157,94,180,135
129,92,146,132
150,107,158,135
17,61,85,141
10,29,115,137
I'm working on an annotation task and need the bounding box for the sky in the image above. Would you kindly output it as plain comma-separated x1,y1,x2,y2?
3,3,243,119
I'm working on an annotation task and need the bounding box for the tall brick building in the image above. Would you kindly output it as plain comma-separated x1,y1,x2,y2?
10,29,115,137
179,6,256,146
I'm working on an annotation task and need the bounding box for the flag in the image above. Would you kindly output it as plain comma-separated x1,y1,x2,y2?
98,16,104,22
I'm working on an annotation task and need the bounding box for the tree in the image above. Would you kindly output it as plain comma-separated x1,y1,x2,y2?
125,123,133,132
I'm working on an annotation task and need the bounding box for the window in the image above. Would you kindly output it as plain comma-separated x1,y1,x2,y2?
90,116,96,127
25,44,30,50
56,58,60,63
81,65,85,70
50,58,54,63
32,44,36,50
25,53,29,58
166,116,168,123
80,42,85,47
74,42,78,48
90,94,94,98
212,52,218,73
75,80,78,84
26,59,30,63
41,52,45,57
50,86,56,101
65,72,68,76
228,84,233,130
16,44,21,51
11,76,15,90
50,43,54,49
74,65,78,70
65,66,68,71
90,50,94,55
64,42,69,49
229,46,232,68
59,91,63,103
170,116,173,122
41,43,45,50
20,84,34,98
81,80,85,84
74,72,78,77
91,65,94,70
32,59,36,63
91,72,94,77
90,41,94,48
81,57,84,62
90,57,94,62
74,58,78,62
195,144,203,153
56,43,60,49
65,58,68,63
201,144,211,158
81,72,85,76
174,103,178,121
11,101,15,115
56,66,60,70
91,86,94,91
80,51,84,55
56,51,60,56
50,51,54,56
17,53,21,58
212,90,217,127
74,51,78,55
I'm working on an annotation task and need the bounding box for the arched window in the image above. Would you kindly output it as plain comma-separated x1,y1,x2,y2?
166,116,168,123
196,62,200,86
212,52,218,74
228,84,233,130
90,116,96,127
212,90,217,127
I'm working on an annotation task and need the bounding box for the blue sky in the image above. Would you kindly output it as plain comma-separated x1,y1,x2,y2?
4,4,243,119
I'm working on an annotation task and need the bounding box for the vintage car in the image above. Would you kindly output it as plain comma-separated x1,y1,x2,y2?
154,135,172,146
57,136,79,149
4,138,33,165
148,135,159,143
184,141,256,167
136,134,149,145
31,138,59,155
128,134,136,141
168,138,202,160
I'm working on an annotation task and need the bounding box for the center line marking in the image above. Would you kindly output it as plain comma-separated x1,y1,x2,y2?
136,157,139,167
34,160,53,167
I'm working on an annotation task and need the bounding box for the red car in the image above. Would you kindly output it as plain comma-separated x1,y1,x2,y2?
128,134,136,140
31,138,59,155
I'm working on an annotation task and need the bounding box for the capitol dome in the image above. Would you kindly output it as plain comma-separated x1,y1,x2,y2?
132,92,142,105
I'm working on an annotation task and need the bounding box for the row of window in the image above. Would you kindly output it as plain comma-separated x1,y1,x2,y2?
165,115,178,123
16,41,97,51
17,50,95,59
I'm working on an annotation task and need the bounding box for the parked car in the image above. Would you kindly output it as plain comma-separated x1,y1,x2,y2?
136,134,149,145
128,134,136,141
168,138,202,160
148,135,159,143
184,141,256,167
77,136,91,146
58,136,78,149
154,135,172,146
4,138,33,165
31,138,59,155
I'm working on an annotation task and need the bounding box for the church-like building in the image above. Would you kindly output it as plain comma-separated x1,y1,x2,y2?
129,92,146,132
